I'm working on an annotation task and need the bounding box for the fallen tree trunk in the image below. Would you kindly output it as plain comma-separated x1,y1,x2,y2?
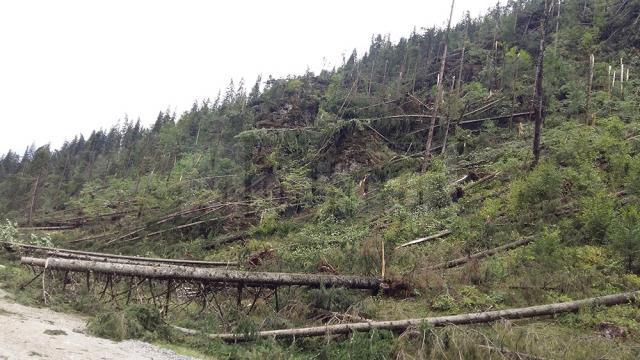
10,243,237,268
182,290,640,341
395,230,451,249
202,231,249,250
430,237,532,270
21,257,382,290
44,251,238,268
463,172,500,191
18,225,78,231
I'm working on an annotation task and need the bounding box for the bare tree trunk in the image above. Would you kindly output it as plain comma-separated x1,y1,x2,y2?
532,0,550,168
194,290,640,341
456,14,470,93
586,54,595,125
395,230,451,249
27,175,40,226
21,257,382,290
509,52,521,130
367,56,375,96
425,0,456,159
553,0,561,56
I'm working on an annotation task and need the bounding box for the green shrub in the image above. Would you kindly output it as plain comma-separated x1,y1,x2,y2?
383,169,451,210
626,155,640,194
578,192,615,244
316,186,361,221
307,286,359,312
608,205,640,272
509,162,564,221
0,219,18,243
87,305,168,341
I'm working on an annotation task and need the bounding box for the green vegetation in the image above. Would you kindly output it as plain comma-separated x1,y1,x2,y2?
1,0,640,358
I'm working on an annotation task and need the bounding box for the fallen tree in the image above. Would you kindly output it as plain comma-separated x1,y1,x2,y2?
180,290,640,341
43,251,238,268
10,243,237,268
21,257,382,290
429,237,532,270
395,230,451,249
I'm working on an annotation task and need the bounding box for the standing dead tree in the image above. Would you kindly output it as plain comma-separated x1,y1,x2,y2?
586,54,595,125
425,0,455,159
531,0,551,167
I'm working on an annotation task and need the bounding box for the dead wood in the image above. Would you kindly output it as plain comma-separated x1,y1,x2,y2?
430,237,532,270
21,257,382,290
178,290,640,341
394,230,452,249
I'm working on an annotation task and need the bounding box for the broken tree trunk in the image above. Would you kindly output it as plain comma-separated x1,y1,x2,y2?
586,53,595,125
21,257,382,290
430,237,532,270
395,230,451,249
185,290,640,341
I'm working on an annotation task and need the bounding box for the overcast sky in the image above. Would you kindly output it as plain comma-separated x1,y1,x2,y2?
0,0,496,156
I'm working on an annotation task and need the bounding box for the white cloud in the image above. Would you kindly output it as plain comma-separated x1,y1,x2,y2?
0,0,495,155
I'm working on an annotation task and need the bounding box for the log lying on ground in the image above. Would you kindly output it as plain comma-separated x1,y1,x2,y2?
395,230,451,249
21,257,382,290
9,243,238,268
203,231,249,250
180,290,640,342
430,237,532,270
44,251,238,268
463,172,500,191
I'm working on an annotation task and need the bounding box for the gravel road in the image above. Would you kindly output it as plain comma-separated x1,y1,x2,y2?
0,287,195,359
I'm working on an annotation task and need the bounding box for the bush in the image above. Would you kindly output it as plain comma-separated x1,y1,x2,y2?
383,168,451,210
578,192,615,244
608,205,640,273
87,305,168,341
0,219,18,243
509,162,565,221
316,186,361,221
307,286,359,312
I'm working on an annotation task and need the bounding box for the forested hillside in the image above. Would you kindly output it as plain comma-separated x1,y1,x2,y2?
2,0,640,358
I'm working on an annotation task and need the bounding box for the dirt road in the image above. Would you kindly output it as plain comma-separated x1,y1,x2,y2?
0,287,195,359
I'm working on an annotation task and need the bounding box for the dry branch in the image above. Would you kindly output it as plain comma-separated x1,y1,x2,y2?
21,257,382,290
178,290,640,341
394,230,451,249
